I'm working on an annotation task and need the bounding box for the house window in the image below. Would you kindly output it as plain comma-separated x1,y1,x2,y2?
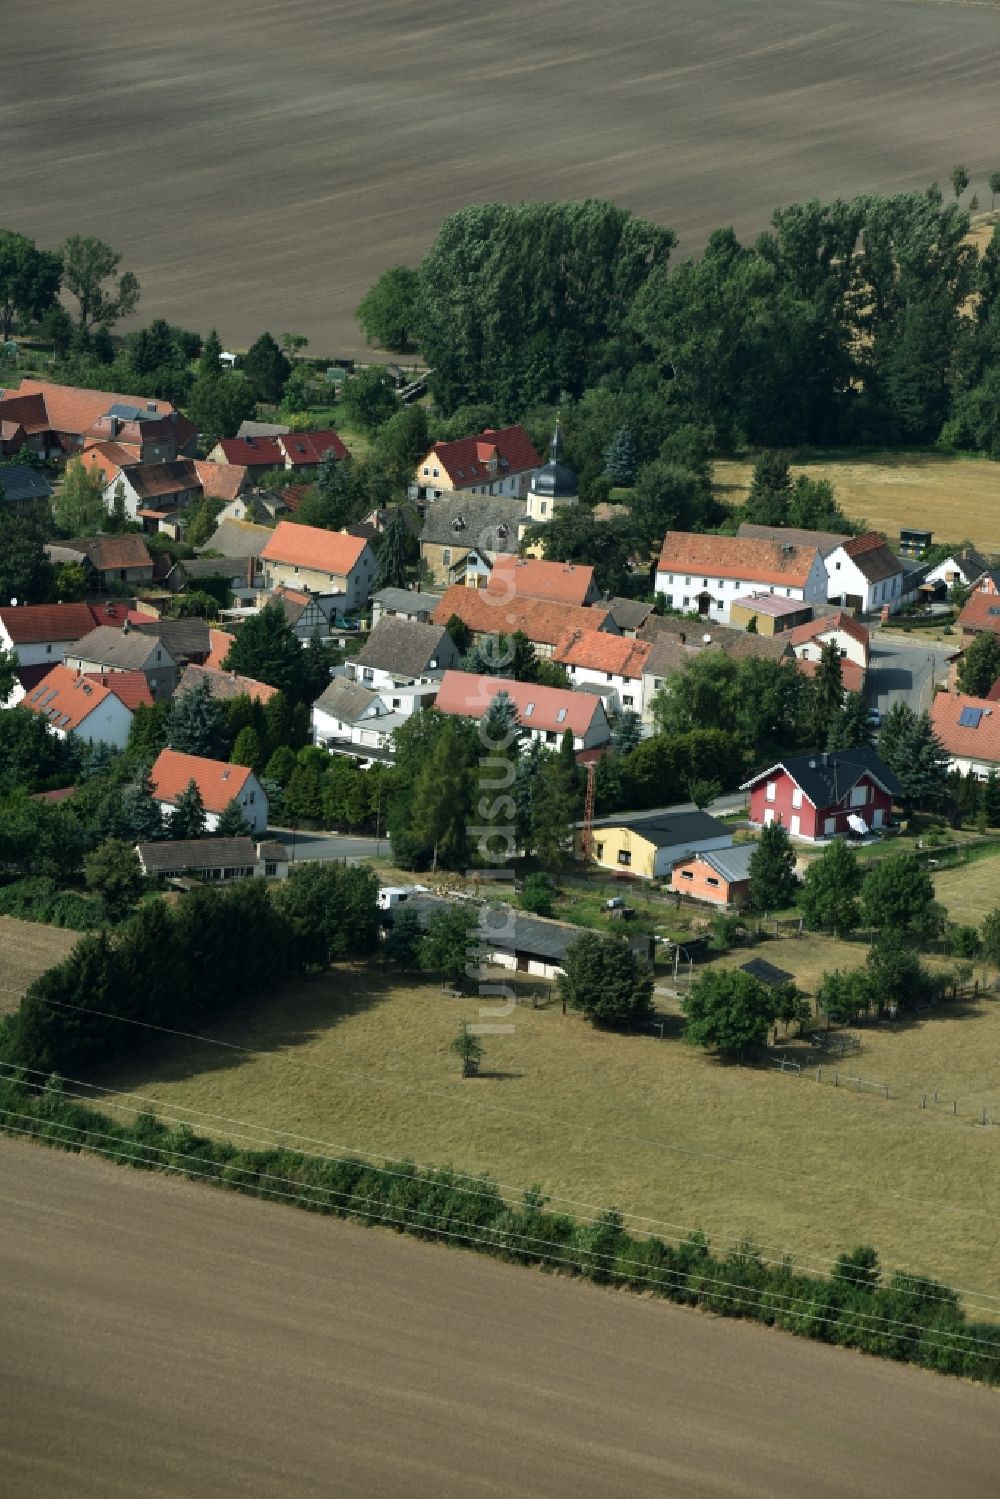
540,502,547,516
706,876,720,887
663,597,673,609
423,467,429,475
249,791,255,804
595,842,604,859
265,863,276,877
441,548,451,565
156,650,162,661
432,468,439,478
682,596,690,608
834,560,841,570
46,643,52,654
684,576,691,585
850,784,868,807
622,695,633,707
680,869,693,881
791,787,803,809
765,781,777,802
618,850,631,867
715,599,724,611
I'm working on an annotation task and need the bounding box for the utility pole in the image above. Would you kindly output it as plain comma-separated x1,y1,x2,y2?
581,760,596,861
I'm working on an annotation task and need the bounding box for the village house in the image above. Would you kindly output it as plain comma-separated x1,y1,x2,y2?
165,555,256,607
18,663,137,750
823,532,907,615
553,629,651,718
65,625,180,701
655,532,828,623
0,380,196,461
0,464,52,514
260,521,376,611
670,844,755,908
741,746,901,841
929,692,1000,779
431,585,613,658
269,583,337,641
132,617,211,668
94,459,202,524
419,494,528,587
482,555,599,606
605,597,656,637
204,628,238,670
149,748,268,833
434,671,611,760
383,893,597,981
582,810,734,880
173,662,279,707
0,602,102,686
135,837,289,883
349,617,460,691
81,669,153,711
785,610,870,694
370,587,439,627
728,594,814,636
192,459,250,504
923,548,989,595
206,430,349,479
411,424,540,504
957,589,1000,643
312,676,437,757
48,534,155,589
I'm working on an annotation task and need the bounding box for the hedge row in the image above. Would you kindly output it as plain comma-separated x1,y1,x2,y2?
0,877,102,931
3,1071,997,1386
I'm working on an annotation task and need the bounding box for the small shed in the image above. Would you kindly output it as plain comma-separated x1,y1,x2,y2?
739,957,795,988
899,527,932,559
730,594,813,637
670,843,754,907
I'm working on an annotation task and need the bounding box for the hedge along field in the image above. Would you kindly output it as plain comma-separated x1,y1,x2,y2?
2,1070,999,1387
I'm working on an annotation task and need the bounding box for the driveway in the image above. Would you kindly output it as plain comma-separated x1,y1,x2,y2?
270,828,385,864
865,635,956,717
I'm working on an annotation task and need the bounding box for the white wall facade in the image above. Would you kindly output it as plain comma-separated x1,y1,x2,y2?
655,552,828,625
824,547,904,614
561,662,645,717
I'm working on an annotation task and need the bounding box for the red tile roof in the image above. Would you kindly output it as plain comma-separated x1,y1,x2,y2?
0,602,96,646
422,425,540,489
930,692,1000,764
149,748,254,814
657,531,819,588
554,628,651,677
86,602,148,629
486,556,595,607
213,430,348,468
261,520,369,576
434,670,604,738
177,662,278,705
786,610,870,662
80,440,143,482
193,459,249,502
958,590,1000,636
20,664,130,732
277,431,349,466
431,585,610,649
205,628,237,670
3,379,180,438
794,656,866,695
83,670,154,710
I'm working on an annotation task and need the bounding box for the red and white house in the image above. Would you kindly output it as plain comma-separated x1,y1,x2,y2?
741,747,902,841
19,664,138,750
433,671,610,760
149,748,268,834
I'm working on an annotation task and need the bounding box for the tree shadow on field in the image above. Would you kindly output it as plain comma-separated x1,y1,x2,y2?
86,963,418,1094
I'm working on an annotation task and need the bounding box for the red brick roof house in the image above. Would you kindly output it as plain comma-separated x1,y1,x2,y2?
80,440,144,485
149,748,268,833
412,425,540,503
192,459,250,503
786,610,870,668
741,747,902,841
0,603,102,690
65,625,180,701
173,662,279,706
431,584,613,657
204,628,238,670
957,589,1000,643
206,430,349,477
929,692,1000,777
20,663,137,749
0,380,195,461
553,629,651,717
83,669,154,711
655,532,828,624
93,460,203,525
433,670,611,759
260,521,376,611
49,534,154,587
483,556,599,606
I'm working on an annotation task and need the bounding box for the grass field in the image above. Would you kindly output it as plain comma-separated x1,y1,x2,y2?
0,917,78,1017
715,452,1000,553
4,0,1000,354
87,939,1000,1314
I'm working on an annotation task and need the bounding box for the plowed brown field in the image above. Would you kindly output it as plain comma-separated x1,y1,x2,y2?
0,917,77,1016
1,1139,997,1497
4,0,1000,353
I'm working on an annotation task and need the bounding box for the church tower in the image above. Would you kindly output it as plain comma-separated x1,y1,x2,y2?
525,419,578,525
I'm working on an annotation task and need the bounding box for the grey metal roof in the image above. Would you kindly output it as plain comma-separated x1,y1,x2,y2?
313,677,380,722
0,465,52,505
354,617,453,678
608,810,730,849
136,837,260,873
236,420,291,438
373,587,438,619
529,424,577,499
699,844,755,884
420,494,527,553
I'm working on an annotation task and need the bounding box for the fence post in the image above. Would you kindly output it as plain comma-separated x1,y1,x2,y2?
953,1099,957,1115
858,1075,862,1093
835,1072,839,1088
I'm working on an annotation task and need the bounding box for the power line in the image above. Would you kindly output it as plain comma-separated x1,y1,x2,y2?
3,1110,996,1358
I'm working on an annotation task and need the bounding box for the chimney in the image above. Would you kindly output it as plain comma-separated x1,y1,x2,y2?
122,618,131,634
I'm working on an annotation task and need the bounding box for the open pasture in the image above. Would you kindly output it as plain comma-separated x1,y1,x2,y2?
4,0,1000,352
0,918,78,1017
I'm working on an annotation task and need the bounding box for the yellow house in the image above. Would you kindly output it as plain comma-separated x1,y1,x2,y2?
578,811,734,880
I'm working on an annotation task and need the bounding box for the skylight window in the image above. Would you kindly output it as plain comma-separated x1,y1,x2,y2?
523,703,534,716
959,706,984,728
556,707,567,722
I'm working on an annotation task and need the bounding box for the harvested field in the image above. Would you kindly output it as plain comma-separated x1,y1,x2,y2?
86,958,1000,1311
4,1140,998,1498
4,0,1000,353
0,918,77,1017
715,452,1000,552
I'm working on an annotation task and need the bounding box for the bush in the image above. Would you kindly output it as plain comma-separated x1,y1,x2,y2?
948,923,982,959
0,878,102,931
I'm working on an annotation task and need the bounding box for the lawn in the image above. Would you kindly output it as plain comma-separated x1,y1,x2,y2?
934,855,1000,927
714,452,1000,553
86,948,1000,1316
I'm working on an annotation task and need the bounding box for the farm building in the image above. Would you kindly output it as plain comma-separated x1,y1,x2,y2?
669,843,755,907
583,810,734,880
135,837,288,883
655,532,828,624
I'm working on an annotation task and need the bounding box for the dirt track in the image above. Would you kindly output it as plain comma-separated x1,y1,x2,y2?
1,1139,997,1497
4,0,1000,353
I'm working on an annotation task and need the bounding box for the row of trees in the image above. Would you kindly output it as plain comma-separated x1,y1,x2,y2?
357,189,1000,457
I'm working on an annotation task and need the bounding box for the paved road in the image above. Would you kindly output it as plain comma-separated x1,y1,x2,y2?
271,828,385,864
866,637,955,717
2,1141,997,1499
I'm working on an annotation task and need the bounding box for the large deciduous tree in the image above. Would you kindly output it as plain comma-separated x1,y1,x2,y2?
241,332,291,404
0,230,62,340
799,837,862,935
357,265,421,352
53,458,106,536
84,839,144,921
956,632,1000,698
61,235,139,334
860,854,944,940
0,509,54,605
682,969,781,1060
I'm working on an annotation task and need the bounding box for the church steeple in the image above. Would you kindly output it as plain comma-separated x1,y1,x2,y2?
525,413,578,524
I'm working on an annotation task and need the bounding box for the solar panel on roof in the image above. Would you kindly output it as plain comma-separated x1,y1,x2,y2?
959,706,983,728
